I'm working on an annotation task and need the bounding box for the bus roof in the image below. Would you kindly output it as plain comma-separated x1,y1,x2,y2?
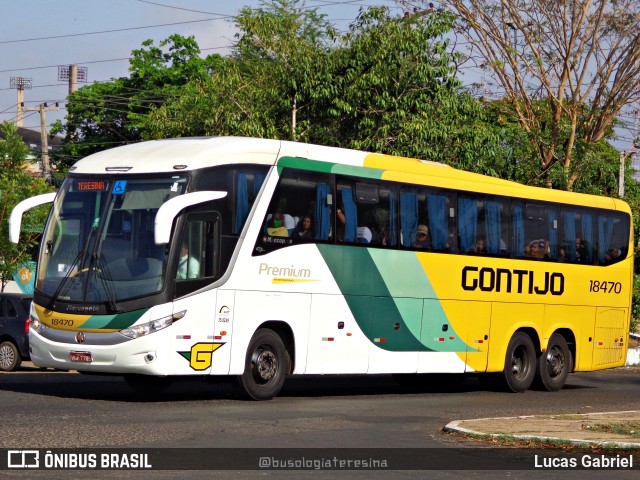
68,136,628,213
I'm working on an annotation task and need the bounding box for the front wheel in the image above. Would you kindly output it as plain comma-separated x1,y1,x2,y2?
502,332,536,392
0,341,21,372
535,333,571,391
235,329,288,400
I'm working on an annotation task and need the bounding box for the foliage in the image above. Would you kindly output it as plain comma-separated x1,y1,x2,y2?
233,0,335,141
326,7,505,173
52,34,223,169
431,0,640,190
146,3,509,176
0,123,54,292
145,0,335,142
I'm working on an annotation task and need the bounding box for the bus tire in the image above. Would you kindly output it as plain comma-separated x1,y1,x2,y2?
235,328,288,400
535,333,571,392
0,341,21,372
502,332,536,392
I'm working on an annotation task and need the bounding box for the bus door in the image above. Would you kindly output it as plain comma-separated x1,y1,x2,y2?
171,211,231,375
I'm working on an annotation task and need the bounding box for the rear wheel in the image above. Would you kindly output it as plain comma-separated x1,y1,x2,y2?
503,332,536,392
0,341,21,372
535,333,571,391
235,329,288,400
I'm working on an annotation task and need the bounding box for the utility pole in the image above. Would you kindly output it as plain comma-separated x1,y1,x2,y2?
24,103,59,179
619,110,640,197
9,77,33,128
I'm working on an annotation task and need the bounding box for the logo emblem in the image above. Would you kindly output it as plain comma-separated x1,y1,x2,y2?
75,332,85,344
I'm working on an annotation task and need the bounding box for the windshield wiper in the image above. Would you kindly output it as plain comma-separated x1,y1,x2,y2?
92,247,120,314
47,219,98,310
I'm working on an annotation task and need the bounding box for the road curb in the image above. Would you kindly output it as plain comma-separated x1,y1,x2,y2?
627,347,640,366
444,412,640,449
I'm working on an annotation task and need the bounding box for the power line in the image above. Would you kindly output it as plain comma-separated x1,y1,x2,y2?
0,18,230,45
135,0,227,15
0,45,229,74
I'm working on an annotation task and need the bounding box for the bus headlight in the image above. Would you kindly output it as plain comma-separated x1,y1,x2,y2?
120,311,185,339
30,316,47,333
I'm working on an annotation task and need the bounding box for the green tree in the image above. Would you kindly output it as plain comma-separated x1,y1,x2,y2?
146,3,509,176
145,0,335,142
53,34,222,169
234,0,335,141
420,0,640,190
0,123,53,292
326,7,505,172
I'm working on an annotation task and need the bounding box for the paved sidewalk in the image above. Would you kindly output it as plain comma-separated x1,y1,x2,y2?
445,411,640,448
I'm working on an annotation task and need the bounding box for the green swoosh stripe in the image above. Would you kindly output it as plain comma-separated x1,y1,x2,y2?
317,244,431,351
277,157,384,179
317,245,475,353
81,308,149,330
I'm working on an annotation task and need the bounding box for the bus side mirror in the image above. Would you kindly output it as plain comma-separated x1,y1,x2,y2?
9,192,56,243
154,191,227,245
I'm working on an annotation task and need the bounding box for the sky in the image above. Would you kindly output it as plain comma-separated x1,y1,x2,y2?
0,0,399,137
0,0,636,155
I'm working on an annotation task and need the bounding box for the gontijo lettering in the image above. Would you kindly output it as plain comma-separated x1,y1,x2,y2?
461,266,564,295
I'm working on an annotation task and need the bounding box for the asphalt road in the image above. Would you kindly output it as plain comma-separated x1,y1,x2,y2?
0,365,638,479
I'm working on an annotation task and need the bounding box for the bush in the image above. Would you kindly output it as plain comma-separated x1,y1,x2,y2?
632,274,640,334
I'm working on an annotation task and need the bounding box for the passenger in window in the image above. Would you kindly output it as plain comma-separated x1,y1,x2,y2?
526,239,550,260
414,225,432,249
369,223,388,245
361,215,387,245
557,245,568,262
336,207,346,227
525,239,541,259
576,237,587,262
334,205,347,242
177,243,200,280
605,248,622,264
293,215,314,241
470,237,486,253
267,211,289,237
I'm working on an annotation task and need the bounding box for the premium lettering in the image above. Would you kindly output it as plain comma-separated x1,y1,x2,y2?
461,266,564,295
259,263,311,278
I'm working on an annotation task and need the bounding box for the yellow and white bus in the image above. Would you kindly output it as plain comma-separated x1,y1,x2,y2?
10,137,633,399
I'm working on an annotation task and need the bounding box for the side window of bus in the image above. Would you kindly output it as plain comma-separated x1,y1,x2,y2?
177,213,221,279
254,169,332,255
598,212,629,265
457,195,509,255
336,179,393,246
400,188,456,252
555,208,596,264
175,211,222,297
515,203,555,260
233,171,267,235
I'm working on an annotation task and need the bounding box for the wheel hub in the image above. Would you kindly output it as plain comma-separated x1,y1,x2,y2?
546,347,564,377
0,345,15,369
254,349,277,383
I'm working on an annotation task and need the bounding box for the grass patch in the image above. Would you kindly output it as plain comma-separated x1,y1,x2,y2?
582,422,640,438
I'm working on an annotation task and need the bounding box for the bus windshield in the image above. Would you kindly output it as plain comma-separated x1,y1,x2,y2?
37,176,188,304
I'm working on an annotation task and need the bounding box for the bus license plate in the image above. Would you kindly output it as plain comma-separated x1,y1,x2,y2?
70,351,92,363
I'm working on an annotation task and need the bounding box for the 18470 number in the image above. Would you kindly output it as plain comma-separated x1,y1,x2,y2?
50,318,75,327
589,280,622,294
